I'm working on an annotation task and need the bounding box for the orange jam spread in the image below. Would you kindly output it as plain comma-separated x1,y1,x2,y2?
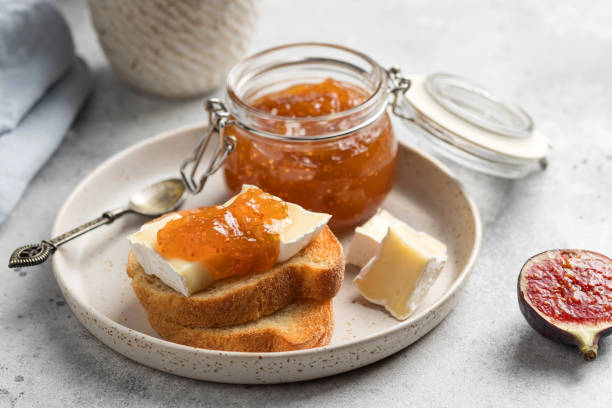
156,187,289,279
224,78,397,228
251,78,366,116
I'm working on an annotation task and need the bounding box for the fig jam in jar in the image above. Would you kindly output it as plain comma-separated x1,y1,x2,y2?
223,43,397,228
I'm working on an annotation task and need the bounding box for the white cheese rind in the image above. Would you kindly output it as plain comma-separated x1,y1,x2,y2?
278,203,331,262
352,225,447,320
347,209,446,267
128,185,330,296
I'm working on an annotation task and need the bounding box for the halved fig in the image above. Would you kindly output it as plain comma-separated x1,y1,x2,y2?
518,249,612,361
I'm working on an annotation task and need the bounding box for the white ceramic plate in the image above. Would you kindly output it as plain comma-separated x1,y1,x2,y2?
52,123,481,384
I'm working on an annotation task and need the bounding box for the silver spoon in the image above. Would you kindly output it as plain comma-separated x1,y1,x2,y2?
8,178,186,268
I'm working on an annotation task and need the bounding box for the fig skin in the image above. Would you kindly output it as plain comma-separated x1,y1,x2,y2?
517,249,612,361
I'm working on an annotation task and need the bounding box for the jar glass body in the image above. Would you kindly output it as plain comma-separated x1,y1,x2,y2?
223,43,397,228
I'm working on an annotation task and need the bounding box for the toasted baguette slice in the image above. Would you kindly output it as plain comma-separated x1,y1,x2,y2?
127,226,344,328
148,300,333,352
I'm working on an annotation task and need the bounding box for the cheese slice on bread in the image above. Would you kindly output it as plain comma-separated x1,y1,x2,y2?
128,185,332,296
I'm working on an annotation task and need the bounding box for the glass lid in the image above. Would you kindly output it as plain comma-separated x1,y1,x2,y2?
394,72,549,179
424,73,534,139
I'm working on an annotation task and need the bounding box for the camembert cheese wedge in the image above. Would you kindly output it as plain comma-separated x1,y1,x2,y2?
351,210,447,320
347,209,445,268
128,185,331,296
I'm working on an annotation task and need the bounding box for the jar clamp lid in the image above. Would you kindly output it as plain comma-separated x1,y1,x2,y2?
180,45,550,194
388,70,549,178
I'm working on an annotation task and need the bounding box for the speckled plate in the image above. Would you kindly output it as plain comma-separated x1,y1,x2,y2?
51,123,481,384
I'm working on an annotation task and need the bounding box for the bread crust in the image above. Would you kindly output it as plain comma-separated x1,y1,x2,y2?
147,300,334,352
127,226,344,328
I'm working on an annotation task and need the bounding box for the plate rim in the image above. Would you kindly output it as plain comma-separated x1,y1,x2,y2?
51,122,482,359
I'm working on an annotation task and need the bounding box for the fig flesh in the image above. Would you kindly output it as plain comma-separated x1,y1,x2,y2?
518,249,612,361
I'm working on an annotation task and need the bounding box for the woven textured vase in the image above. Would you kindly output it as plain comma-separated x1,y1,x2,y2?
88,0,258,98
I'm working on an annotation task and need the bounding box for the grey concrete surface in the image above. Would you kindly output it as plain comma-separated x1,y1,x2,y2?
1,0,611,406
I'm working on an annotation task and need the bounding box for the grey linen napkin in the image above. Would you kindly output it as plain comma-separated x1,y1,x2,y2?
0,1,92,223
0,1,75,133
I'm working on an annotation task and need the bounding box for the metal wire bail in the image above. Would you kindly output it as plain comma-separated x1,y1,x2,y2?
180,98,237,194
386,67,413,122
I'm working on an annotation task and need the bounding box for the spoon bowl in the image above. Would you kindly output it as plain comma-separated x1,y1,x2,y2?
129,178,186,216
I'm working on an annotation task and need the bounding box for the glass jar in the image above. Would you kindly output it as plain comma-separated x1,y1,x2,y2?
222,43,397,228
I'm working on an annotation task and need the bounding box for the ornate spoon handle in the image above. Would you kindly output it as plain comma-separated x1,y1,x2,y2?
8,207,128,268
